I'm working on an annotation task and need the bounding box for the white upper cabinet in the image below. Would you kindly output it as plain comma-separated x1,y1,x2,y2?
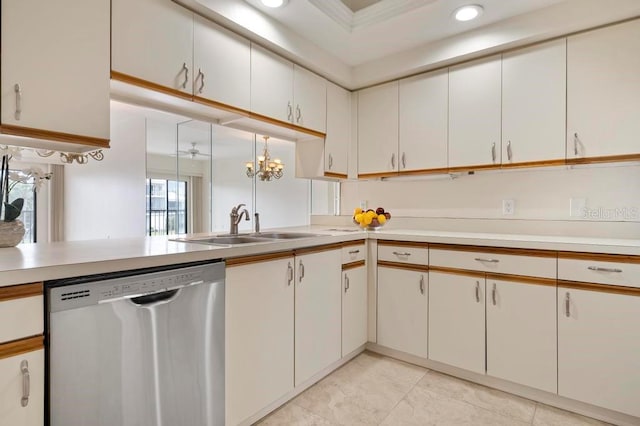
250,45,294,124
193,15,250,111
399,69,448,172
357,81,399,177
112,0,193,96
293,66,327,133
325,82,350,176
567,19,640,160
1,0,110,141
448,55,502,169
502,39,566,165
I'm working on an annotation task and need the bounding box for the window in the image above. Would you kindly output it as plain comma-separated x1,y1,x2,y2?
146,178,187,236
8,172,37,244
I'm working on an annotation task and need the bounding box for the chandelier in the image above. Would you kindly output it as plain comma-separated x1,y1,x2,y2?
246,135,284,181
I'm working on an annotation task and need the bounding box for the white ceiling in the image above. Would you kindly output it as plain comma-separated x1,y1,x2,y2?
178,0,640,89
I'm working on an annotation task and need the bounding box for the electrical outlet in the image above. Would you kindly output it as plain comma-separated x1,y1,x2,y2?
359,200,368,210
570,198,586,217
502,199,515,215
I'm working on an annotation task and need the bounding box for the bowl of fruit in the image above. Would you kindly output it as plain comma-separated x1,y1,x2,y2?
353,207,391,231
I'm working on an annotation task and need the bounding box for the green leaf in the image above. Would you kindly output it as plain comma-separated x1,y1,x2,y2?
3,198,24,222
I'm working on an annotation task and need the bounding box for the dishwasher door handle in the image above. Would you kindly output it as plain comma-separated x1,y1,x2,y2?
130,289,180,305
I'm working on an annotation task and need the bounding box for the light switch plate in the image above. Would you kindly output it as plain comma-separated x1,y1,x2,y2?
502,199,515,215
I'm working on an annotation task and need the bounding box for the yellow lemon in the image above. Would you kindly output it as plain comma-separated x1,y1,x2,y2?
354,207,363,215
354,213,364,223
377,214,387,224
366,210,376,219
363,214,373,225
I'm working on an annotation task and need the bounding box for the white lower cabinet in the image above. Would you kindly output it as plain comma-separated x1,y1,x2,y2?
0,349,44,426
377,266,428,358
486,278,557,393
428,272,485,374
342,264,368,356
295,249,342,386
558,286,640,418
225,256,295,426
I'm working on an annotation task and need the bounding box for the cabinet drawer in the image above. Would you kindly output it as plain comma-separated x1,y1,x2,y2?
378,243,428,265
342,243,365,264
0,284,43,344
558,257,640,288
430,249,555,278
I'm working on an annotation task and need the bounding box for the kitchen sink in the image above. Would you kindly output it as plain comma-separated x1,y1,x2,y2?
249,232,322,239
173,235,272,246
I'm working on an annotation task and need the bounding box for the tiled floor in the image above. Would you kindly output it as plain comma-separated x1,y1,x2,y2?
256,352,610,426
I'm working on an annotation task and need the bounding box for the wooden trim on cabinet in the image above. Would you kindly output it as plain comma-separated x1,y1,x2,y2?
324,171,348,179
429,265,486,278
294,243,343,256
0,125,110,149
343,260,366,271
193,96,252,117
377,260,429,272
341,240,366,248
0,283,43,302
111,70,193,101
246,111,326,139
558,280,640,296
0,335,44,360
487,273,557,287
398,167,450,176
446,164,502,173
429,243,557,258
557,251,640,263
357,171,399,179
377,240,428,249
226,251,294,267
501,158,566,169
566,153,640,166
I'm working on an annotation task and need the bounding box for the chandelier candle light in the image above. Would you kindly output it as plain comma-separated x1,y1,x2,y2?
246,135,284,181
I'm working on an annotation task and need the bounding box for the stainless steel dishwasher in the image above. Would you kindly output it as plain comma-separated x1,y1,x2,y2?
47,261,225,426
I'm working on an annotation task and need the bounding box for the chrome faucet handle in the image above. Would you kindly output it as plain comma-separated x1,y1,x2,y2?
231,203,246,214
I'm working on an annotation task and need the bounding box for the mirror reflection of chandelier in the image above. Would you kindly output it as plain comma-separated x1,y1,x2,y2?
246,135,284,181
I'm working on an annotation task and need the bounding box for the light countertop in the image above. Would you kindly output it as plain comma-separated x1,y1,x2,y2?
0,226,638,287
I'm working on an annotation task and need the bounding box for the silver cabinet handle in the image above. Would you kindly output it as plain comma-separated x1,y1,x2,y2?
21,360,30,407
391,153,396,169
14,84,22,120
565,292,571,317
573,133,579,156
507,141,512,161
328,154,333,169
348,249,360,255
296,104,302,123
287,262,294,286
475,281,481,303
491,143,496,163
419,275,425,295
491,283,497,306
474,257,499,263
401,152,406,169
588,266,622,273
180,62,189,89
392,251,411,257
287,102,293,121
299,260,305,282
196,68,205,94
344,274,350,293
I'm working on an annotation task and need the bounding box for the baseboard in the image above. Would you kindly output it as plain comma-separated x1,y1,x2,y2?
367,343,640,426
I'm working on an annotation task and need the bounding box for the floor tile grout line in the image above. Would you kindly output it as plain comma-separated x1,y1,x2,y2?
531,403,538,425
376,369,429,425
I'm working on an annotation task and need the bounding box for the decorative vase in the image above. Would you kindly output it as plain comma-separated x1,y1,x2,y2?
0,220,25,247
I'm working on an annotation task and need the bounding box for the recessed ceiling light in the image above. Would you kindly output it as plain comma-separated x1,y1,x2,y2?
260,0,288,8
453,4,483,22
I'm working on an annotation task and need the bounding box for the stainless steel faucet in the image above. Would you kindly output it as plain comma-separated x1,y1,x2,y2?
229,204,250,235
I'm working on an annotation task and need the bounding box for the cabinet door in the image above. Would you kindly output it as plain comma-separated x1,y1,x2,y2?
502,39,566,165
251,45,294,124
429,272,485,374
193,15,250,111
1,0,110,139
487,279,557,393
342,266,368,356
294,66,326,133
325,82,350,176
399,69,448,172
0,349,44,426
295,250,342,386
448,56,502,169
112,0,192,95
558,286,640,418
377,267,428,358
357,82,399,177
567,20,640,159
226,257,295,426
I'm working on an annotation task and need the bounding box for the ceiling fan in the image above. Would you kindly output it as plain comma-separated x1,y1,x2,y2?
177,142,211,159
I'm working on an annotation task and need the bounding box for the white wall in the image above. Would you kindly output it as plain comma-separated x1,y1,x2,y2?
64,105,147,240
341,163,640,223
